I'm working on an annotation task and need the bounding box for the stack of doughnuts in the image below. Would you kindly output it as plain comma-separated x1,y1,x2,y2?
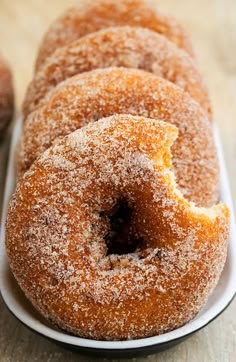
0,52,14,137
6,0,229,341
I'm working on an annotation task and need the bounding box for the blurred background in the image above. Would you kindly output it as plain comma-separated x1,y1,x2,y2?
0,0,235,361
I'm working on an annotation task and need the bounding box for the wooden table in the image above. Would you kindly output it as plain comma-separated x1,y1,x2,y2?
0,0,235,361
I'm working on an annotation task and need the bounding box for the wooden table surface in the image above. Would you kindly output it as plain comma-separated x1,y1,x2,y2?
0,0,235,361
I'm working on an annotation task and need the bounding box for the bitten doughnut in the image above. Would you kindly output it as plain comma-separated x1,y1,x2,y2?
23,26,211,119
35,0,194,70
6,115,229,340
0,53,14,136
19,68,219,207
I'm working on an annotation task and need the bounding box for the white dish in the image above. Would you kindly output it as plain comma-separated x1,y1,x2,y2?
0,118,235,357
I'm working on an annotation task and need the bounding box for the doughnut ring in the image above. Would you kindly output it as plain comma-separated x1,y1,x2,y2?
23,26,210,119
7,115,229,340
19,67,219,207
0,53,14,136
35,0,194,70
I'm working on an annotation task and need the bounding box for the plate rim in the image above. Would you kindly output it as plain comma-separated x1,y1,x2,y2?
1,285,235,351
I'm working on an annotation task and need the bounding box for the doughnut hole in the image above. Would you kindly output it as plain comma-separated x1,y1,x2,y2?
100,199,143,256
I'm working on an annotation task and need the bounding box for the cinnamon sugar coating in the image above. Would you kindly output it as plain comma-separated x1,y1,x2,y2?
35,0,194,70
0,53,14,136
19,68,219,207
6,115,229,340
23,26,210,119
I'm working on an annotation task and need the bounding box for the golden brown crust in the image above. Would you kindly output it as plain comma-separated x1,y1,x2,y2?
19,68,219,207
35,0,194,70
24,26,210,119
6,115,229,340
0,53,14,136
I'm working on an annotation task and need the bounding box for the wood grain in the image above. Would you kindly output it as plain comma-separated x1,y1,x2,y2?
0,0,235,361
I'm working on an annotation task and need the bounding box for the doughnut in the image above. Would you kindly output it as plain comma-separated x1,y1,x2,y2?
6,115,229,340
0,53,14,136
35,0,194,70
19,67,219,207
23,26,211,119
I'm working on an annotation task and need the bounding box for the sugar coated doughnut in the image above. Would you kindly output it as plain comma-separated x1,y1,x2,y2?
7,115,229,340
35,0,194,70
19,68,219,207
0,53,14,136
23,26,210,119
